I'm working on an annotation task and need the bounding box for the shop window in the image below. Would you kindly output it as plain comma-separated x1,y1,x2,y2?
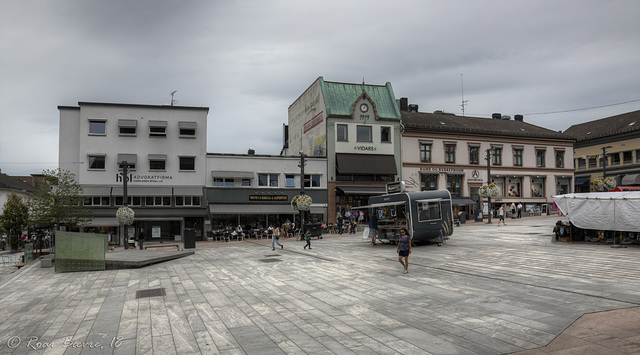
420,143,431,163
513,149,523,167
115,196,141,206
492,147,502,166
337,124,348,141
285,174,296,187
492,177,505,197
507,178,521,198
88,120,106,135
536,149,546,167
421,174,437,191
88,155,106,170
356,125,372,142
623,151,633,164
380,127,391,143
531,179,545,197
304,174,320,187
179,156,195,171
610,152,620,166
556,180,569,195
83,196,111,206
446,175,462,197
555,150,565,168
214,178,234,186
445,144,456,164
469,146,479,165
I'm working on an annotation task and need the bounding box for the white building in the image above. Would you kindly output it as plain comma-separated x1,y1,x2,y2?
58,102,209,244
205,152,327,232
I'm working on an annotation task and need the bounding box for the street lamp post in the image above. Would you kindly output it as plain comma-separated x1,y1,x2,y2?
485,149,494,224
122,161,129,249
601,145,613,179
299,151,306,238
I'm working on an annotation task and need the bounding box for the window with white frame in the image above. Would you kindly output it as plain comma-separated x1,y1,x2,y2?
337,124,348,141
149,121,167,138
492,147,502,166
285,174,296,187
83,196,111,206
145,196,171,206
555,150,565,168
115,196,142,206
175,196,201,206
445,144,456,164
118,119,137,136
179,121,196,138
304,174,321,187
258,173,279,187
88,120,106,135
513,148,523,167
356,125,372,142
380,126,391,143
88,155,106,170
179,156,195,171
420,143,431,163
469,146,479,165
149,155,167,171
536,149,546,167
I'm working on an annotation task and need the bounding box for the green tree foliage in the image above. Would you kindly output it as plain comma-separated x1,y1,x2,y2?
1,193,30,235
29,168,93,229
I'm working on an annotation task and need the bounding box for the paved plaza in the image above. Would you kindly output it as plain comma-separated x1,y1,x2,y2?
0,215,639,354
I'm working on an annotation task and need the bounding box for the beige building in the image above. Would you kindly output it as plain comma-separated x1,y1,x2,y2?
401,108,575,217
565,110,640,192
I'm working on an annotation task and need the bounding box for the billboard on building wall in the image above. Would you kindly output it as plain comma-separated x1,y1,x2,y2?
288,80,327,156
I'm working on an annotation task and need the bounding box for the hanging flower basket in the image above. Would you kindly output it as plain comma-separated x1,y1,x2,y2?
291,194,312,211
593,177,616,192
116,206,135,225
478,183,500,198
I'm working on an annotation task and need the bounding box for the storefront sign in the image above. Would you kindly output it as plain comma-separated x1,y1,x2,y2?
152,226,161,238
468,169,483,182
419,167,464,173
354,146,377,151
249,195,288,201
304,111,324,133
116,173,174,183
386,181,405,194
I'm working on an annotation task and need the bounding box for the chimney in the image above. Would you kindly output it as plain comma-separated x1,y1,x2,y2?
514,114,524,122
248,147,255,155
397,97,409,111
492,113,502,119
408,104,419,112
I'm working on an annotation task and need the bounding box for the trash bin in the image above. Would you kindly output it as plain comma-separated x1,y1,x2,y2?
184,228,196,249
459,212,466,224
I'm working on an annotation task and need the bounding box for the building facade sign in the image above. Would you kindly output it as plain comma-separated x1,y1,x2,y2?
116,173,174,184
249,195,288,201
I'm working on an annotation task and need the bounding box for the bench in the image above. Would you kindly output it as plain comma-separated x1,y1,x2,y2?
144,244,181,251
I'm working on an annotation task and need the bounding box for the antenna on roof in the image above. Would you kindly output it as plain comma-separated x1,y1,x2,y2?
170,90,178,106
460,74,468,117
362,77,366,93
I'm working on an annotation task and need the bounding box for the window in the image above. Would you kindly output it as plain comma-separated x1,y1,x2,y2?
536,149,546,167
588,157,597,168
492,147,502,166
214,178,234,186
88,120,106,135
118,119,137,136
610,152,620,166
179,156,195,171
445,144,456,164
83,196,111,206
179,121,197,138
149,121,167,138
421,173,438,191
577,158,586,169
623,151,633,164
145,196,171,206
446,175,462,197
88,155,106,170
242,179,251,187
555,150,565,168
258,174,278,187
636,149,640,163
337,124,348,141
304,174,321,188
420,143,431,163
418,200,442,222
115,196,141,206
356,125,372,142
380,127,391,143
513,149,523,167
469,146,479,165
285,174,296,187
149,159,166,171
118,162,136,171
175,196,201,207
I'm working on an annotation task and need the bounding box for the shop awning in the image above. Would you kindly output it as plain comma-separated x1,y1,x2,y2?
209,204,297,214
212,171,254,179
335,153,397,175
574,178,590,185
336,185,387,195
80,186,112,196
112,186,173,196
622,174,640,185
179,121,197,129
452,197,477,206
173,186,203,195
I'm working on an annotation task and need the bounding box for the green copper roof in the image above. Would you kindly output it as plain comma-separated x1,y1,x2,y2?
319,77,401,120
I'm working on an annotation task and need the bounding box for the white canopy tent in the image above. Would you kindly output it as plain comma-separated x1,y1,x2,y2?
553,192,640,232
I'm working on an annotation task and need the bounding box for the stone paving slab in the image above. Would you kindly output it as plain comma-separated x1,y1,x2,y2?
0,216,638,354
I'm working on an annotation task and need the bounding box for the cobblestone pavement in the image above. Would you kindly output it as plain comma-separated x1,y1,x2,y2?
0,215,638,354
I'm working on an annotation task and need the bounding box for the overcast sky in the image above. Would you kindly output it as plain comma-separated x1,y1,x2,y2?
1,0,639,176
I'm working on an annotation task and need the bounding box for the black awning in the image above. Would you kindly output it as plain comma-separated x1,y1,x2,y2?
574,178,590,185
452,198,478,206
336,185,387,195
336,153,397,175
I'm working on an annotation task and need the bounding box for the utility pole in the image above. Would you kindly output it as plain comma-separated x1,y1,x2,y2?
601,145,612,179
122,161,129,249
299,151,306,238
485,149,493,224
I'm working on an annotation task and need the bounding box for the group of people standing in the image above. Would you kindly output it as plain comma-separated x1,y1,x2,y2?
497,202,524,226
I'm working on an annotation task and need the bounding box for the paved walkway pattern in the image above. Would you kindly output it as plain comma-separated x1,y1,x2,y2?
0,216,639,354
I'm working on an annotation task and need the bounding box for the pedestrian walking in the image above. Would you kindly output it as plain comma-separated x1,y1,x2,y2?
498,205,507,226
271,225,283,250
369,212,378,246
397,228,412,274
510,202,516,219
138,228,146,250
517,202,523,218
303,229,312,249
337,213,344,234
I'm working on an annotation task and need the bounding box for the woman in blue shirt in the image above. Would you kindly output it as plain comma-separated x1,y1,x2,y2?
397,228,412,274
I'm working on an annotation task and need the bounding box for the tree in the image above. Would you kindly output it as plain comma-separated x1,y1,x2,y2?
0,193,30,250
29,168,93,230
